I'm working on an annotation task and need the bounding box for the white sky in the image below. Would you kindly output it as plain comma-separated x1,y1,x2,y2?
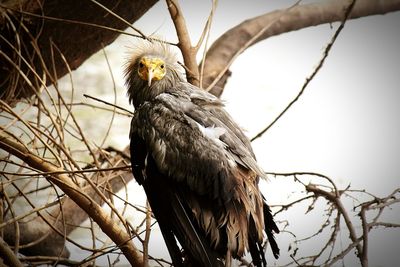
67,1,400,266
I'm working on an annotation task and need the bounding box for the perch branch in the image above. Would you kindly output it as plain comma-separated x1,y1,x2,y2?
0,132,143,266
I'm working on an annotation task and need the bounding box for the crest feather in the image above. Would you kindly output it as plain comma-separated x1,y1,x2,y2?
125,38,179,68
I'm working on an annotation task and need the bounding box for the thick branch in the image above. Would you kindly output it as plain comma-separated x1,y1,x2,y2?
0,0,158,103
202,0,400,97
0,133,143,266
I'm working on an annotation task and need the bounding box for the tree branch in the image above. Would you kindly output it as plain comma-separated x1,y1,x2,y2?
251,0,356,141
0,236,23,267
201,0,400,97
0,0,158,104
306,183,364,264
3,149,135,257
166,0,199,85
0,132,143,266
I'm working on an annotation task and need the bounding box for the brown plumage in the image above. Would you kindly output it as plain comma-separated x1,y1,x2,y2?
125,39,279,266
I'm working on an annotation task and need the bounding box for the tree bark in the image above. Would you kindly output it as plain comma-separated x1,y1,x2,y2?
0,0,158,104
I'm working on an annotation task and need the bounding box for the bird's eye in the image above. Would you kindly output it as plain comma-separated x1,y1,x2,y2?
139,62,144,68
160,64,165,69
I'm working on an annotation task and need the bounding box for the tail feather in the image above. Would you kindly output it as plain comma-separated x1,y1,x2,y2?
172,194,223,266
155,215,185,267
144,156,223,267
248,217,267,267
142,182,184,266
263,202,280,259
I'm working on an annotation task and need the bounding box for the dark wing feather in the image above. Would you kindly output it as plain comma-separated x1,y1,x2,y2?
131,94,240,203
185,85,281,262
189,85,254,155
130,131,223,266
183,85,266,178
129,124,147,185
130,131,184,265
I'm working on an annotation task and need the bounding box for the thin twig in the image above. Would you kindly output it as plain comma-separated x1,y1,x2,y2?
99,47,117,148
0,4,143,39
87,0,146,37
199,0,218,88
143,201,152,266
84,94,134,115
251,0,357,141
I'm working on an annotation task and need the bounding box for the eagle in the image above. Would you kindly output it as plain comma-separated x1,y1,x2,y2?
125,40,279,267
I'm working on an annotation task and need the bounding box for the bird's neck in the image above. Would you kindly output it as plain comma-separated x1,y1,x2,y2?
128,70,185,108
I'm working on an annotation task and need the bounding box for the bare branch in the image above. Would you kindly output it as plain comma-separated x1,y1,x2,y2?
166,0,200,85
369,222,400,228
359,208,369,267
251,0,356,141
0,236,23,267
86,0,146,38
0,131,143,266
142,201,152,266
202,0,400,97
305,183,363,262
83,94,134,116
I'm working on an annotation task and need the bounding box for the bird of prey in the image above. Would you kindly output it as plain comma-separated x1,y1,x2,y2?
125,40,279,267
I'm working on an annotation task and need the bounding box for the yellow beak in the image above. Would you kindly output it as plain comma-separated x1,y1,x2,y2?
147,67,153,87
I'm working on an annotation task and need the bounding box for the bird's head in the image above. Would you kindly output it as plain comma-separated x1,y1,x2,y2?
137,56,166,87
124,39,184,107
